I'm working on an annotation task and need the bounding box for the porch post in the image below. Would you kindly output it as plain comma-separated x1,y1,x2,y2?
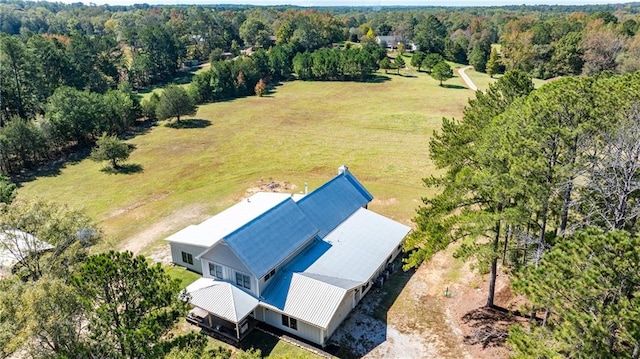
208,314,213,328
236,322,240,340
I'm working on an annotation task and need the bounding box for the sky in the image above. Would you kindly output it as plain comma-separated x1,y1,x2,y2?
54,0,623,7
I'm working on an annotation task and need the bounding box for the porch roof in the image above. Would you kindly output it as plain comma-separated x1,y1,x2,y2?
186,278,259,323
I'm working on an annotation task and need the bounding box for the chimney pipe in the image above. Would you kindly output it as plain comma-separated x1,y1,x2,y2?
338,165,348,175
304,182,308,195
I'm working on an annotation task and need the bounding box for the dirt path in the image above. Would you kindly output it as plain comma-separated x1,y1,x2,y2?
458,66,478,92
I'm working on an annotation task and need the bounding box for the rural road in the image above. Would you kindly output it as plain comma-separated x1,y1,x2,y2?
458,66,478,92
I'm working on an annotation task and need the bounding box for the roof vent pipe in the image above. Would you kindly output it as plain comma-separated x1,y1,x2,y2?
338,165,348,175
304,182,308,195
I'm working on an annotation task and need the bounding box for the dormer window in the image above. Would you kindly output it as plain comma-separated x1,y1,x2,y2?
209,263,223,279
264,268,276,281
236,272,251,290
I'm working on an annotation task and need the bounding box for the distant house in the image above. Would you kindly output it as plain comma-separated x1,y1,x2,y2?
0,230,53,275
166,166,411,346
375,35,417,52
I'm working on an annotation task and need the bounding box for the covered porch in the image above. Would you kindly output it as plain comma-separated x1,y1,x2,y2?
185,278,260,342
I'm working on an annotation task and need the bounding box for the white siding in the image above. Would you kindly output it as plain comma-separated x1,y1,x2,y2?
263,307,323,345
202,243,251,275
326,288,356,340
169,243,206,273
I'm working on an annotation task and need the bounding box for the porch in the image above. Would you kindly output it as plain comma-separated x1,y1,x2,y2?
187,307,258,342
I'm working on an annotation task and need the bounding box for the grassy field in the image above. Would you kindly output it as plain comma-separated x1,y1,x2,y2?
19,68,477,254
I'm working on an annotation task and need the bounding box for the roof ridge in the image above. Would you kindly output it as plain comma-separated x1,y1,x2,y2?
223,197,296,244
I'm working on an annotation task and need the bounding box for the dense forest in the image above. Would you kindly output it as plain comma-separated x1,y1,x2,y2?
2,0,640,175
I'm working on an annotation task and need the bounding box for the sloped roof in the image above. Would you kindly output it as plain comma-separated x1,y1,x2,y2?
165,192,298,247
223,198,319,278
261,272,348,329
297,171,373,238
0,230,53,268
186,278,259,323
301,208,411,283
261,208,410,329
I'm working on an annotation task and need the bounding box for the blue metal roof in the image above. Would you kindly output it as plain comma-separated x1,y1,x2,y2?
297,171,373,238
223,198,319,278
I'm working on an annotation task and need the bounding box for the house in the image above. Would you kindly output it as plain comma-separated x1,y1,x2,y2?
375,35,417,52
167,166,411,346
0,229,53,276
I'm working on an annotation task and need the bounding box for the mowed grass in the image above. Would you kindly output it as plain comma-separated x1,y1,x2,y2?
18,70,473,254
463,68,547,91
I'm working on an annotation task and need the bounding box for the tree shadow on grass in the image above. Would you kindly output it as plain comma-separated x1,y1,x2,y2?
363,75,391,83
100,163,144,175
166,119,211,129
442,84,468,90
14,147,92,184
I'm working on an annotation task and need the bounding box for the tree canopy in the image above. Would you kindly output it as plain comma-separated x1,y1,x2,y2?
90,134,134,170
156,85,197,123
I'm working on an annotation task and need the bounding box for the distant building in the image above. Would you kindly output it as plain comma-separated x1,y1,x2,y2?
166,166,411,346
0,230,53,276
375,35,417,51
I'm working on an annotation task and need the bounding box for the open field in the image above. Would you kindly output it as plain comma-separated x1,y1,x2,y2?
19,69,476,255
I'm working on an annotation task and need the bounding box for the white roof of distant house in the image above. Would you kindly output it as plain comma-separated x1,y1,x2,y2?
0,230,54,268
186,277,259,323
165,192,304,248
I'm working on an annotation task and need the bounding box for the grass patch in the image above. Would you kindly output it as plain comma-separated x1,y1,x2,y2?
18,69,470,254
165,265,200,288
463,68,547,92
241,331,322,358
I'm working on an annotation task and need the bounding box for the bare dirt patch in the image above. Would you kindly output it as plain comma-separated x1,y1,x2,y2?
119,203,209,257
245,179,298,195
333,246,517,358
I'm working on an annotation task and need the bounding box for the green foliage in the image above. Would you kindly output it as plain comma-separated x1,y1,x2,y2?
486,48,501,78
293,48,378,81
468,47,488,73
406,71,536,306
90,133,134,170
394,55,405,74
0,198,99,281
509,229,640,357
410,51,426,71
0,174,16,204
379,57,392,74
72,251,189,358
430,61,453,86
156,85,197,122
421,53,445,72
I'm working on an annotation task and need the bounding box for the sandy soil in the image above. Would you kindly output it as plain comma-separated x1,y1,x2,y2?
331,248,514,359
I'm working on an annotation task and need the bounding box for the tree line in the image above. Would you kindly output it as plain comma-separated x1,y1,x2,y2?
405,70,640,356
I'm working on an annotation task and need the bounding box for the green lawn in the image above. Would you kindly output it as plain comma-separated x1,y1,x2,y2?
19,69,473,254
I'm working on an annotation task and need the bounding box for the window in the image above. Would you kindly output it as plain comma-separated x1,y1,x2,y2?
181,251,193,265
281,315,297,330
236,272,251,290
209,263,223,279
264,268,276,281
